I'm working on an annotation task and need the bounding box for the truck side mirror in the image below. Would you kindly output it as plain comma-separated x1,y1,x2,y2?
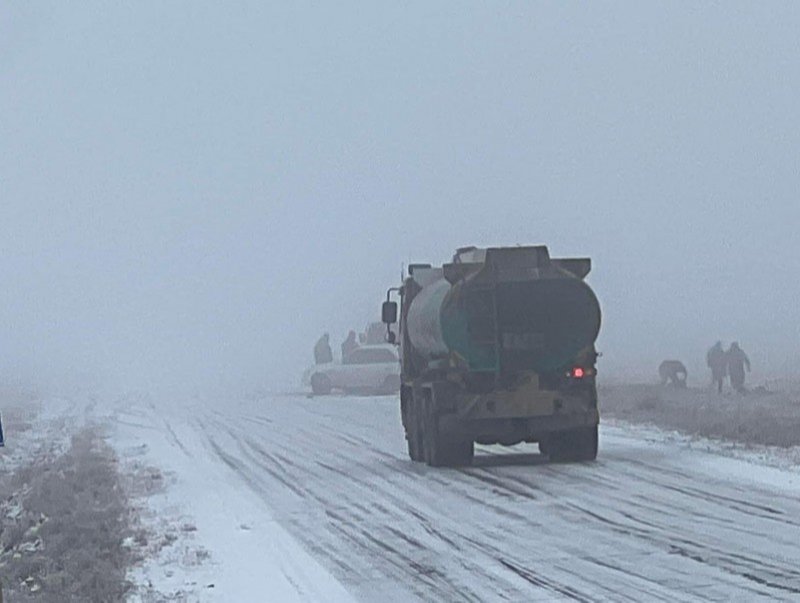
382,301,398,324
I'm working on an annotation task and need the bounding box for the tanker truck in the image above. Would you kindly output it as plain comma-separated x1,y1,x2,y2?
381,245,601,467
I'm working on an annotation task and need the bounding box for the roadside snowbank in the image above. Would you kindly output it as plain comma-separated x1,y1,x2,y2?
602,420,800,490
103,395,356,602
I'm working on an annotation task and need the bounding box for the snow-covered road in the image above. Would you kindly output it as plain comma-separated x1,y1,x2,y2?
105,392,800,602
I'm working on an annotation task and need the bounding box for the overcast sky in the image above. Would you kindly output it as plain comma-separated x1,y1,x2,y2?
2,2,799,392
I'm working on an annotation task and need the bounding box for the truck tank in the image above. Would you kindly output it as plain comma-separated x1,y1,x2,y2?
405,246,601,375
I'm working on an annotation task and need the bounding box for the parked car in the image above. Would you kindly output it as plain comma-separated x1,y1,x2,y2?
303,344,401,395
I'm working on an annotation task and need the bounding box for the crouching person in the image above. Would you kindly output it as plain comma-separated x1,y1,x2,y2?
659,360,688,388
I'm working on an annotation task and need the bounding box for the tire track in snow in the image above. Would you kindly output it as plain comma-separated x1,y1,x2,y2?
189,395,800,601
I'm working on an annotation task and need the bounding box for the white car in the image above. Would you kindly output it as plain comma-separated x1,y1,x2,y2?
303,344,401,395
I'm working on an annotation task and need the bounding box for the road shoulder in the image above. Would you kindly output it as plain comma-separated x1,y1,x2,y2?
103,395,356,602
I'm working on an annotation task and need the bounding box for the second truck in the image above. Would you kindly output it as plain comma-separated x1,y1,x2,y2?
382,245,602,467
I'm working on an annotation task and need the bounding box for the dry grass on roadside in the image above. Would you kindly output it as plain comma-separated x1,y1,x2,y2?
1,429,137,602
601,383,800,448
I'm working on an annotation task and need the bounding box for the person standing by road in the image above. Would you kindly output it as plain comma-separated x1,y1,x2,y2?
727,342,751,394
706,341,727,393
341,330,358,361
314,333,333,364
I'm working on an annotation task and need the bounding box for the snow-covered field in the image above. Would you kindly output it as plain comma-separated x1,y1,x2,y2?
84,390,800,601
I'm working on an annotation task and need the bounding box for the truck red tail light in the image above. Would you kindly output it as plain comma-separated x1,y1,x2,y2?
566,367,593,379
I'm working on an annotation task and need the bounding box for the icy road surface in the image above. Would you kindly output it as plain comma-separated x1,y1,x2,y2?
107,393,800,602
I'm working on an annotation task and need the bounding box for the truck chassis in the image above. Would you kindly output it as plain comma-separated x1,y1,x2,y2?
400,374,598,467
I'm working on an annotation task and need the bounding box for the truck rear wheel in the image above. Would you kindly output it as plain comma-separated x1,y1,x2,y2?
422,391,473,467
545,426,598,462
405,390,425,462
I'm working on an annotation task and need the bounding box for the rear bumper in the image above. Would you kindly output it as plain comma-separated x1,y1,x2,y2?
439,409,599,444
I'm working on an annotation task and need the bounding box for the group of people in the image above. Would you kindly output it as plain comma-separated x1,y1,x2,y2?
313,323,387,365
659,341,752,394
707,341,751,394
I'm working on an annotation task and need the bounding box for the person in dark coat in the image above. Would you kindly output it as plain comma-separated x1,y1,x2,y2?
706,341,727,393
726,342,751,394
341,330,358,361
314,333,333,364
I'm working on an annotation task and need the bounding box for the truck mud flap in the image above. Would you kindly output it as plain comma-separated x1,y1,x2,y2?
438,410,598,441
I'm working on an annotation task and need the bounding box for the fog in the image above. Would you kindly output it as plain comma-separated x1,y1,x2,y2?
2,2,799,394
